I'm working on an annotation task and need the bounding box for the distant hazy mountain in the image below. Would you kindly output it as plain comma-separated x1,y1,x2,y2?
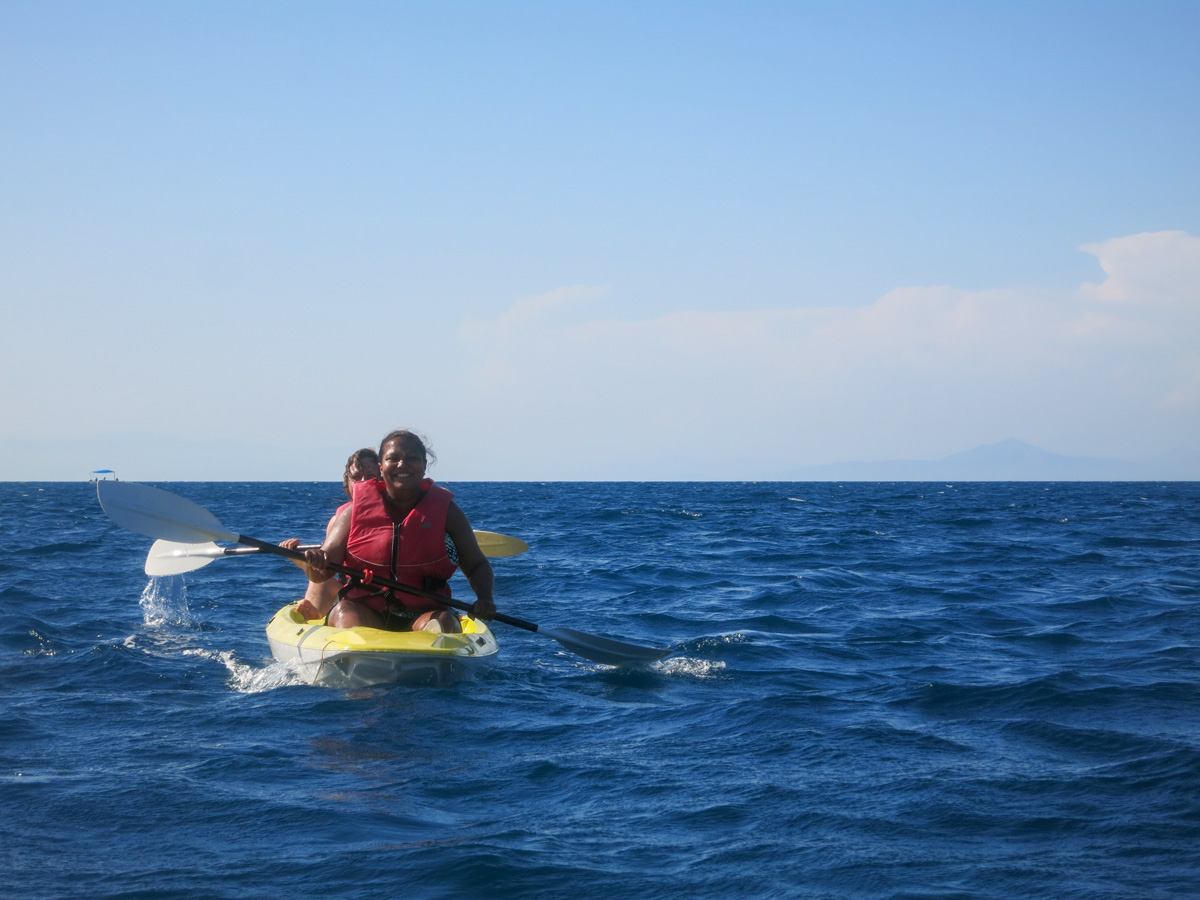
779,439,1200,481
3,433,1198,482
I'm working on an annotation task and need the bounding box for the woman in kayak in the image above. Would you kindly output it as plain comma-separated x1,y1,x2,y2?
282,447,381,620
295,430,497,632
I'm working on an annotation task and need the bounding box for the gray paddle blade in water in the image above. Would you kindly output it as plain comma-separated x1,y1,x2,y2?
540,627,670,666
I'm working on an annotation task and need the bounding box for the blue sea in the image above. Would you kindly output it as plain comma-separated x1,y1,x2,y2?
2,481,1199,899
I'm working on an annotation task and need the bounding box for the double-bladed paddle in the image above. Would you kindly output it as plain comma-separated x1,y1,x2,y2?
100,481,669,667
145,528,529,577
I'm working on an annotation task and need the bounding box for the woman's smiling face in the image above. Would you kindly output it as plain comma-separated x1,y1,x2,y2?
380,436,427,493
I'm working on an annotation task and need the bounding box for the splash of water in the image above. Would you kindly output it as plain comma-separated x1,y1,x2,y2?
658,656,727,677
182,647,308,693
139,577,196,628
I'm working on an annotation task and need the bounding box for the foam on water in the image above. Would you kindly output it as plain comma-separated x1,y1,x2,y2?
181,647,306,693
657,656,726,677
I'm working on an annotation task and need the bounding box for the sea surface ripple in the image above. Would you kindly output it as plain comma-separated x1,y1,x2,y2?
1,480,1198,899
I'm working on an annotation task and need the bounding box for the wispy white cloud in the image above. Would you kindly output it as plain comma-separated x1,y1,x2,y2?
458,231,1200,476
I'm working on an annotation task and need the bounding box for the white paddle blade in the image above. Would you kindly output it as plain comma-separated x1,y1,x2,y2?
144,540,226,576
474,530,529,558
98,481,238,544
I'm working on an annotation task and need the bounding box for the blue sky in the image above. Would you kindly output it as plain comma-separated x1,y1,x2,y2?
2,1,1198,480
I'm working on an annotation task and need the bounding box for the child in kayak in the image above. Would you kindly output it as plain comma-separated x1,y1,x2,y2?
280,447,380,620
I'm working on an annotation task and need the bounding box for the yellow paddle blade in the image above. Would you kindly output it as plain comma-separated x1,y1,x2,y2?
473,530,529,558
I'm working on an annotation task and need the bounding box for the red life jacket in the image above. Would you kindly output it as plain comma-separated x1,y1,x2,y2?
343,478,457,612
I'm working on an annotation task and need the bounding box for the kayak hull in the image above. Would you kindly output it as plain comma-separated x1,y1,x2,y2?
265,603,499,688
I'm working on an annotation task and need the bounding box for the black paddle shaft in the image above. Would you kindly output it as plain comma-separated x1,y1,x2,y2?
236,535,541,634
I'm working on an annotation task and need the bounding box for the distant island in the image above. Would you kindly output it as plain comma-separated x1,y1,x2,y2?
774,439,1200,482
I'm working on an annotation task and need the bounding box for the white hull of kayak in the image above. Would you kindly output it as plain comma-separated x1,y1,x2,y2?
265,603,499,688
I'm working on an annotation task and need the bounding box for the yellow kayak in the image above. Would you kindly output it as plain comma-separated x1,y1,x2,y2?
265,602,500,688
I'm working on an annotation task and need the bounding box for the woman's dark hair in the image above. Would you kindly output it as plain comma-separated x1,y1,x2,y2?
378,429,436,467
342,447,380,496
